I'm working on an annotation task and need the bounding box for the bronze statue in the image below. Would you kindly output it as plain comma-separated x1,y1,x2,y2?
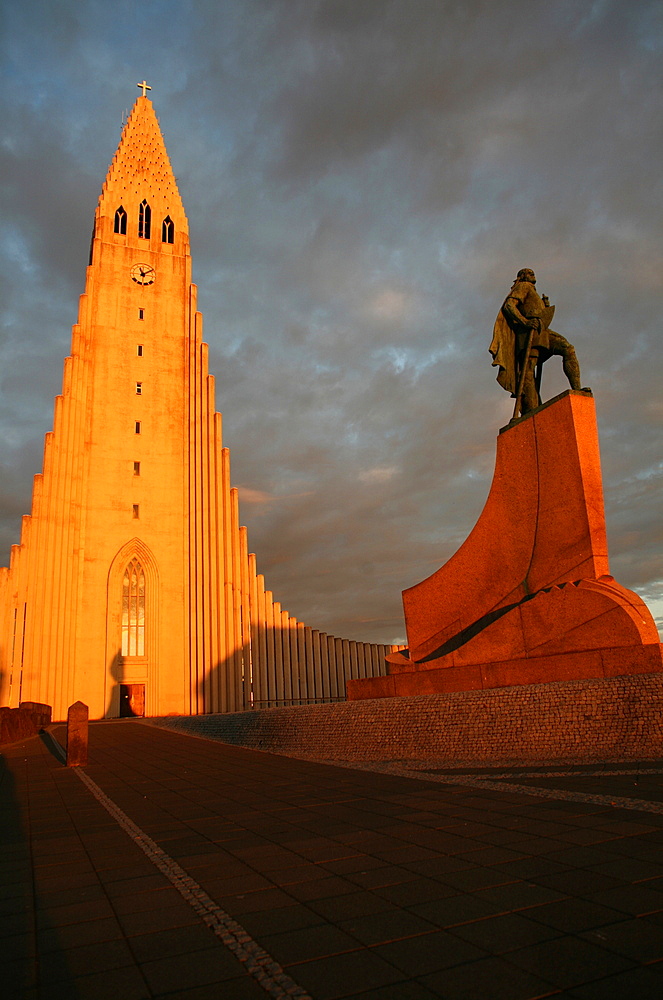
490,268,581,417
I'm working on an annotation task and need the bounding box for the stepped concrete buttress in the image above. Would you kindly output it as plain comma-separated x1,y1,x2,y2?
348,389,662,699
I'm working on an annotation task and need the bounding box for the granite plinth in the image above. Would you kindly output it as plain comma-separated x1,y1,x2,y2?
349,391,660,700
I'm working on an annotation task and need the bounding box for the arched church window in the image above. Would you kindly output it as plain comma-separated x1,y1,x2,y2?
121,559,145,656
162,216,174,244
138,200,151,239
114,206,127,235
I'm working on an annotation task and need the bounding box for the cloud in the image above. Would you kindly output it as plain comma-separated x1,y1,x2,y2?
0,0,661,645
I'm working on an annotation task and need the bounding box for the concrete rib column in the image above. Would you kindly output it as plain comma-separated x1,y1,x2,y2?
311,630,322,702
271,601,282,708
61,349,83,711
220,447,235,712
53,360,76,715
193,332,208,716
341,638,351,696
230,488,244,711
319,633,330,701
32,427,57,713
357,643,367,680
205,377,221,715
378,645,388,674
279,609,291,707
334,638,344,700
186,293,198,714
289,619,301,705
210,412,225,714
49,387,69,714
17,471,42,707
248,556,263,708
265,593,277,707
296,622,306,704
198,360,212,715
326,636,338,700
239,526,252,710
349,640,359,680
257,578,270,706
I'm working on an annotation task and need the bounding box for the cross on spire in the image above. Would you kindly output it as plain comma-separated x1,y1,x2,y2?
137,80,152,97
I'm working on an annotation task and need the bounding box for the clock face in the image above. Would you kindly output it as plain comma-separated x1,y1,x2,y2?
131,263,156,286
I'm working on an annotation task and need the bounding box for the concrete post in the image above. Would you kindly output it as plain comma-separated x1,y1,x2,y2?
66,701,88,767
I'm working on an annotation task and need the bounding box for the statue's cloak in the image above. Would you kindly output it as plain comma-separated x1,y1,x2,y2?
490,300,555,396
490,306,517,396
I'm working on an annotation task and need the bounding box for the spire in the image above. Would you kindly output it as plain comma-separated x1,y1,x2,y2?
98,95,188,237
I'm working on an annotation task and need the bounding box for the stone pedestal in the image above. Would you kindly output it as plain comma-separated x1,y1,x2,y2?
348,390,662,700
66,701,88,766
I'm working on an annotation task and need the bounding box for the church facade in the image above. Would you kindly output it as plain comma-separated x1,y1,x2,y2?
0,95,397,721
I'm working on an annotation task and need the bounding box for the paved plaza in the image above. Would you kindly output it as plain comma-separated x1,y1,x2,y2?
2,720,663,999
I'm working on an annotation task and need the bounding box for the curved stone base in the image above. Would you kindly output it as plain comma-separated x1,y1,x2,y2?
350,390,660,700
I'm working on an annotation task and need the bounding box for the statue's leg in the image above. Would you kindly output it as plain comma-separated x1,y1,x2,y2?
520,354,539,413
548,331,581,390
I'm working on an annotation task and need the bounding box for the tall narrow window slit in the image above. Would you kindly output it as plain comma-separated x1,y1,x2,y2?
121,559,145,656
138,200,151,239
114,206,127,235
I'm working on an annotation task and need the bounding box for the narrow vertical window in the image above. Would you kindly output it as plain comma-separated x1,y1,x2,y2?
135,421,141,434
138,309,144,320
137,345,143,356
133,462,140,476
114,206,127,235
121,559,145,656
138,200,151,239
161,216,174,244
135,382,142,394
132,504,140,519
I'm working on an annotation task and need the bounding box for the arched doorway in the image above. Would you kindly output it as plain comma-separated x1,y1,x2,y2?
106,539,159,718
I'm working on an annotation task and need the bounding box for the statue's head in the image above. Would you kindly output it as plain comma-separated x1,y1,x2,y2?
516,268,536,284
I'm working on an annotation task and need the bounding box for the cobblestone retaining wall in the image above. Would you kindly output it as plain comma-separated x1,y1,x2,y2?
152,672,663,764
0,705,50,745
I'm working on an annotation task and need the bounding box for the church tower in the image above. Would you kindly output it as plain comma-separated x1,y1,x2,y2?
0,91,398,721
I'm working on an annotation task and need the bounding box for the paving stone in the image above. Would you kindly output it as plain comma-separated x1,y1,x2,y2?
449,911,563,954
373,876,458,907
524,898,631,933
338,908,438,946
409,891,508,928
139,946,248,993
338,982,441,1000
585,884,663,917
152,977,268,1000
308,890,398,922
580,917,663,962
565,963,663,999
371,928,488,975
258,923,361,965
238,902,324,937
127,923,222,964
287,949,406,999
38,937,136,982
418,953,558,999
38,964,151,1000
507,934,636,988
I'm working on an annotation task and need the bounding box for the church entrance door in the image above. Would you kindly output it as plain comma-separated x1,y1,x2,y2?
119,684,145,717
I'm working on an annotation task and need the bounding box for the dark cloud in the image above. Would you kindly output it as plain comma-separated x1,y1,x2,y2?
1,0,661,642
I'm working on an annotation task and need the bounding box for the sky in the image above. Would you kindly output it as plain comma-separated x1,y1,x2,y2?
1,0,662,645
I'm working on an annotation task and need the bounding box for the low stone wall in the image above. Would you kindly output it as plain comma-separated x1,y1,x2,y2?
0,704,51,746
151,672,663,765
